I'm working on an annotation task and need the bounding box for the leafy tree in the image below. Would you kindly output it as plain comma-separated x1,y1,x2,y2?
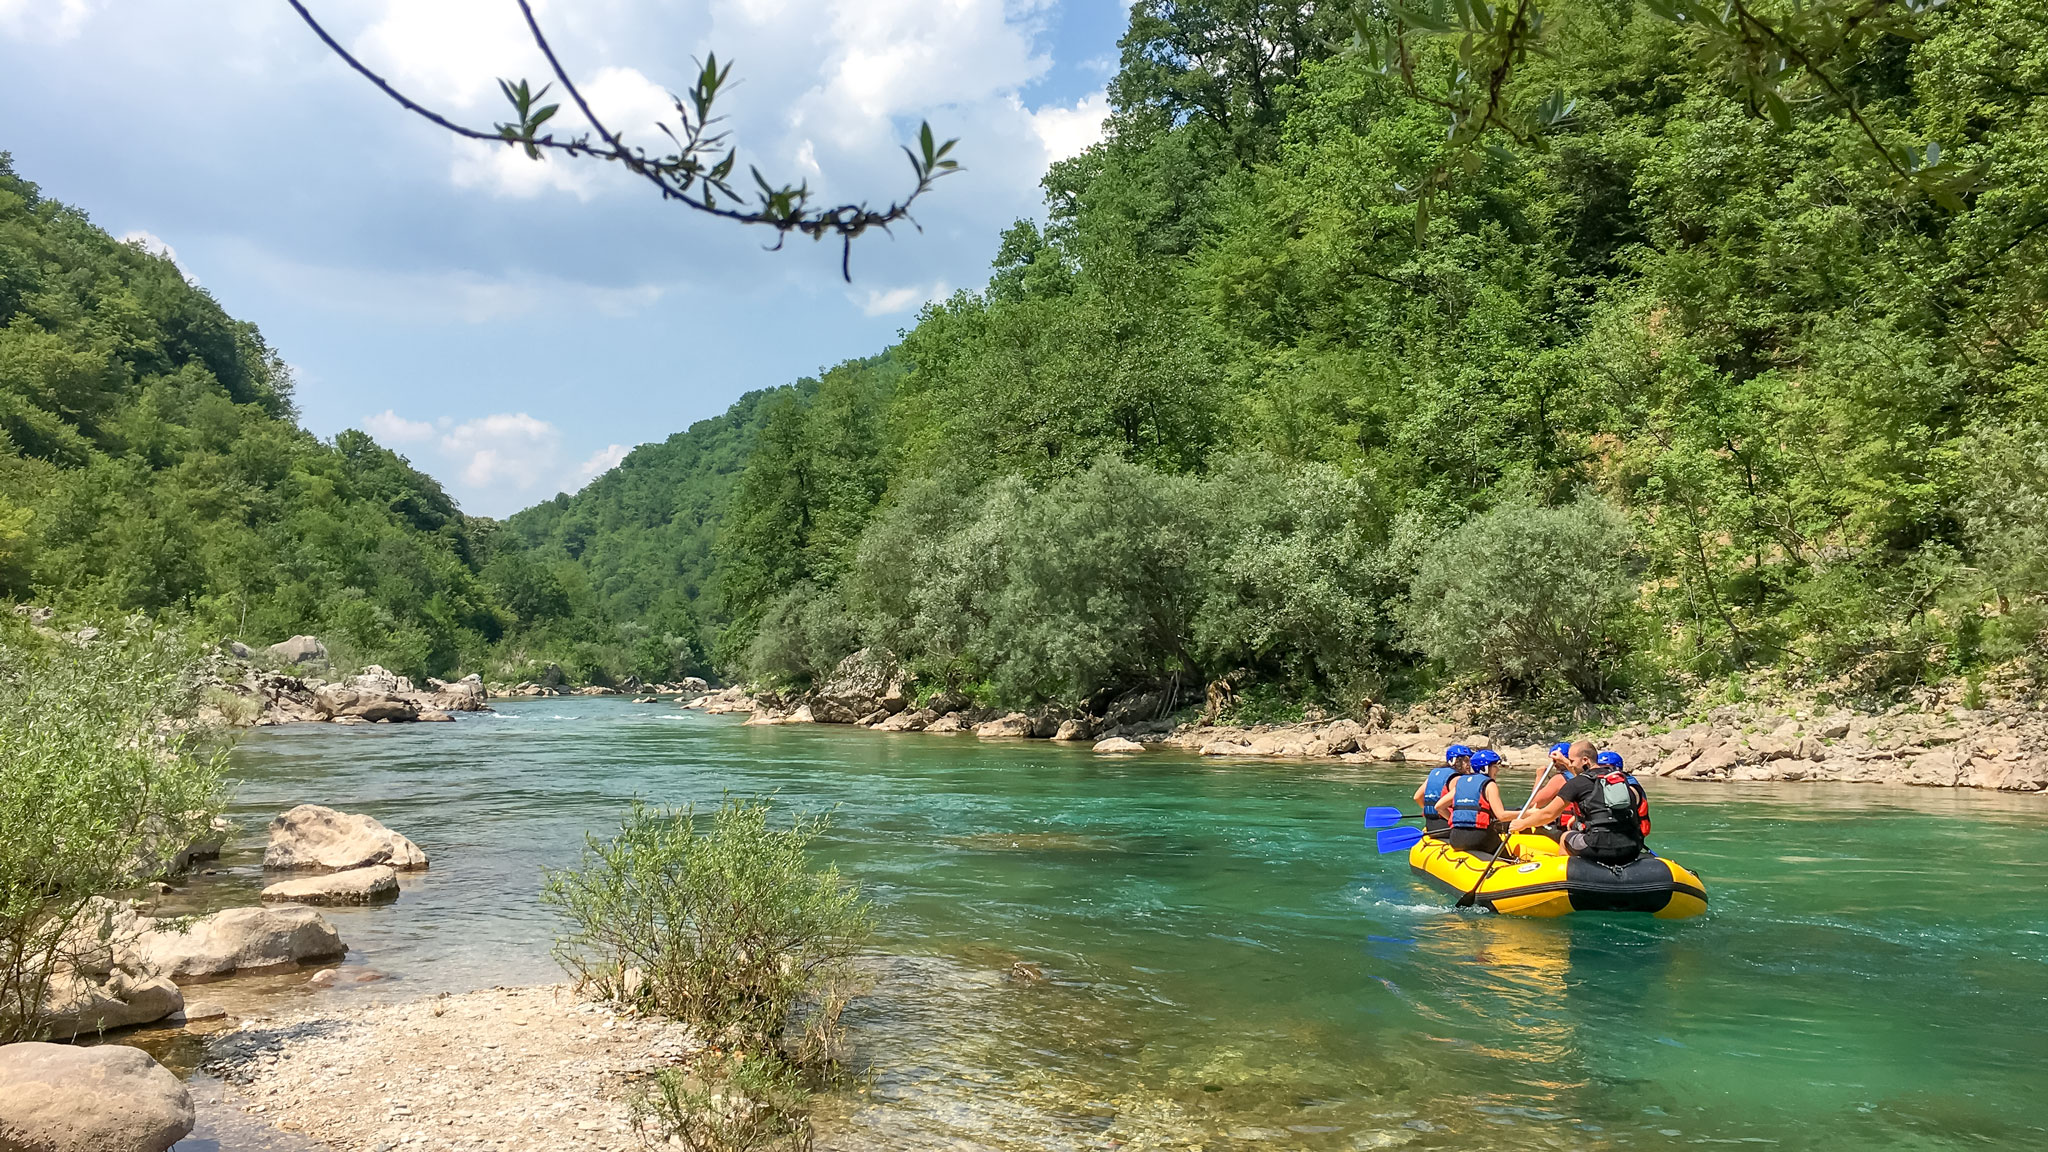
1401,499,1637,698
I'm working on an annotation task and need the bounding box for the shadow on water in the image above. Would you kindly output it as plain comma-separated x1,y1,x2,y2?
124,698,2048,1151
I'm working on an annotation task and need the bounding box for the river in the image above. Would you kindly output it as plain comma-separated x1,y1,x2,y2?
162,697,2048,1150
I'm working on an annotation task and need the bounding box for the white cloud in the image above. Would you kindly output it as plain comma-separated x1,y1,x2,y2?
119,229,198,284
855,280,945,316
1029,89,1109,164
363,409,436,443
356,408,630,513
574,443,631,481
222,241,668,324
0,0,95,41
440,412,562,489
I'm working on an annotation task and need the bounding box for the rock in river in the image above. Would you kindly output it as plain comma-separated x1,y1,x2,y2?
264,803,428,871
0,1043,193,1152
135,906,345,981
1093,737,1147,754
261,864,399,906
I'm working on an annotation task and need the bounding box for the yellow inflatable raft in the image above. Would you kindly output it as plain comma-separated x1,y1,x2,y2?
1409,832,1708,919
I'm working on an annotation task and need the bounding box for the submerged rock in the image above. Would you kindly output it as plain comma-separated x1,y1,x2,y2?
1093,737,1146,754
264,804,428,872
0,1043,193,1152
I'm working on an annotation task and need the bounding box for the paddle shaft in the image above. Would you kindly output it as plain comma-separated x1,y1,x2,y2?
1454,760,1556,908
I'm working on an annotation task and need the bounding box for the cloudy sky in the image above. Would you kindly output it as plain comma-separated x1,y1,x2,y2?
0,0,1123,516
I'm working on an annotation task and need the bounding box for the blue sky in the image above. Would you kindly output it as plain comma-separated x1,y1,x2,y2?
0,0,1128,516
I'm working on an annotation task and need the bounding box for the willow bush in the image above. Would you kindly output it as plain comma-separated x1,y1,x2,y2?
542,796,871,1048
0,615,227,1042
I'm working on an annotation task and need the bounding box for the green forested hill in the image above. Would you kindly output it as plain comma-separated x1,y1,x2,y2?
0,154,516,676
699,0,2048,712
502,352,900,665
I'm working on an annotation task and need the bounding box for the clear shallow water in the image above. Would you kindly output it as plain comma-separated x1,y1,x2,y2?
183,698,2048,1150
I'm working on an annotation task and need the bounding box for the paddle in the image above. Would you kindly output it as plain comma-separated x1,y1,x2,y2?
1375,825,1430,853
1363,806,1417,829
1453,760,1555,909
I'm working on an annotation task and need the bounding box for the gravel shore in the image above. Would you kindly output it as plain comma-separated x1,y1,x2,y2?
200,985,701,1151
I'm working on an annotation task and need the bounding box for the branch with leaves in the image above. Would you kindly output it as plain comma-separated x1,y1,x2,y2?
286,0,960,279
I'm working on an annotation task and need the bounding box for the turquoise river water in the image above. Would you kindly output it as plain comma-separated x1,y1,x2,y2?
164,697,2048,1150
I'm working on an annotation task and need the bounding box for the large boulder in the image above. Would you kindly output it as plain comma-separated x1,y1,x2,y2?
263,804,428,871
346,665,414,695
39,901,182,1039
264,635,328,669
1093,737,1146,754
812,648,914,718
425,673,488,711
135,905,345,982
261,865,399,906
875,708,934,732
975,712,1034,739
312,684,419,723
0,1043,193,1152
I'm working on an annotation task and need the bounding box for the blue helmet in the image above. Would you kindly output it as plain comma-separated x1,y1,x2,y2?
1595,750,1625,769
1549,742,1572,758
1445,744,1474,763
1470,748,1501,770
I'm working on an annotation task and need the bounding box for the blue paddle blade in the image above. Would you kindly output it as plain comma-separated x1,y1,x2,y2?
1363,806,1409,829
1376,825,1426,854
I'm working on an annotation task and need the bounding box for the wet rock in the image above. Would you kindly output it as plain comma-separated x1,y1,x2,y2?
924,712,968,733
136,905,345,981
1093,737,1145,754
0,1042,193,1152
416,709,454,722
264,804,428,872
261,865,399,906
1007,961,1046,984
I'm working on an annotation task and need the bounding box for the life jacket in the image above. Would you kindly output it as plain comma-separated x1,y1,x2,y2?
1448,771,1496,829
1556,768,1580,829
1578,772,1650,846
1420,764,1458,812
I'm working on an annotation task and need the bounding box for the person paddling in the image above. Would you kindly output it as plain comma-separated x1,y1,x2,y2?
1434,747,1507,857
1507,746,1651,865
1523,742,1579,841
1414,744,1472,834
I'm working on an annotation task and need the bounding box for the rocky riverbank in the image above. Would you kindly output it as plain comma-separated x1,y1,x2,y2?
201,985,701,1152
199,636,492,727
685,649,2048,793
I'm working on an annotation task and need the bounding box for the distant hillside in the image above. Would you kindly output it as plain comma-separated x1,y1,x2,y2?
503,352,900,648
0,152,510,678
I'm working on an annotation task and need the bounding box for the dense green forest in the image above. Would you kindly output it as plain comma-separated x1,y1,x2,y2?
0,155,703,683
10,0,2048,716
660,0,2048,713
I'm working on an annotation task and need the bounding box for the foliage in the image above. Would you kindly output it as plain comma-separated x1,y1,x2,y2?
0,616,226,1043
540,797,871,1053
635,1050,816,1152
1401,499,1637,698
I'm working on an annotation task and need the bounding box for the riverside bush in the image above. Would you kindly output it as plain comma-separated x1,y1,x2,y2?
634,1050,815,1152
0,615,227,1043
1401,499,1637,699
541,797,872,1053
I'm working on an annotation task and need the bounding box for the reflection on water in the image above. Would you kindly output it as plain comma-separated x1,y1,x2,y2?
151,699,2048,1151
